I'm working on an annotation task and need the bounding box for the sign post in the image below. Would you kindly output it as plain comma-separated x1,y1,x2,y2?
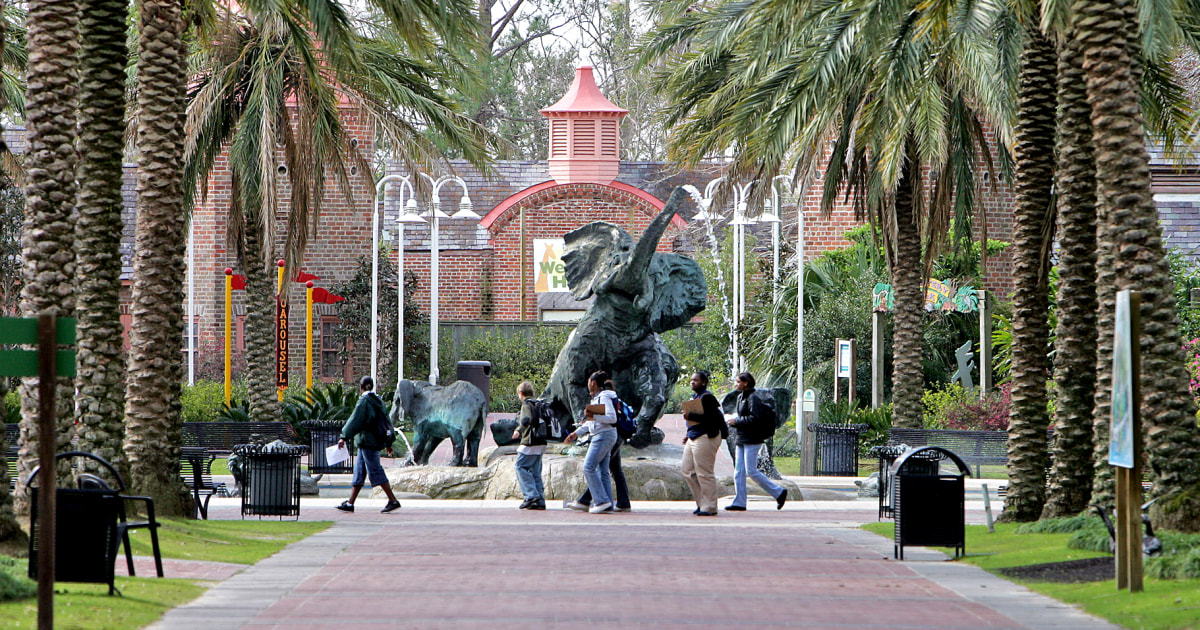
800,389,817,476
0,314,77,630
1110,290,1143,592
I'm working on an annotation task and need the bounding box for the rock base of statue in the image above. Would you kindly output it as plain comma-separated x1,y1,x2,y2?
375,444,852,502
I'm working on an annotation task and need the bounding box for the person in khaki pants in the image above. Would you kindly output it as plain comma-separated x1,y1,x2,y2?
681,371,727,516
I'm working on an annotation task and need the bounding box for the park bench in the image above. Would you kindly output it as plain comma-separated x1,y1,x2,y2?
887,428,1008,478
181,421,296,455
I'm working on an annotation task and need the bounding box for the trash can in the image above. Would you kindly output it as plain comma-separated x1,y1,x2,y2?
302,420,354,474
457,360,492,404
871,445,943,520
891,446,971,559
233,443,307,518
806,423,868,476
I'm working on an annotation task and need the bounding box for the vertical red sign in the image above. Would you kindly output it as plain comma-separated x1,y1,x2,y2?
276,298,289,389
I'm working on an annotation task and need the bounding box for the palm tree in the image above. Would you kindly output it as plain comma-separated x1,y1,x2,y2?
1073,0,1200,531
123,0,193,517
14,0,81,515
640,0,1009,429
1002,28,1057,522
1042,31,1098,519
184,1,491,423
73,0,130,476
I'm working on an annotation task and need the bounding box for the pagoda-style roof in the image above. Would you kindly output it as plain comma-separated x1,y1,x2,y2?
541,66,628,115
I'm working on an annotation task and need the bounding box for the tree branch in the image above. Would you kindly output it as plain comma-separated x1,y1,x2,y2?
491,0,527,47
493,27,559,58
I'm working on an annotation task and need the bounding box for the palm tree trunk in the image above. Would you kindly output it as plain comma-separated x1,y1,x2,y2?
242,217,281,422
15,0,81,515
123,0,192,517
1091,169,1117,508
1076,0,1200,531
74,0,129,477
1043,33,1098,519
890,156,923,430
1002,31,1056,523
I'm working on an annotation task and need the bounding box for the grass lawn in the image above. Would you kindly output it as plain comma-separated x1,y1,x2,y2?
0,518,332,629
862,522,1200,630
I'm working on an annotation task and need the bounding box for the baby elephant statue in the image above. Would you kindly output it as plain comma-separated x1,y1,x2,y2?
391,379,488,467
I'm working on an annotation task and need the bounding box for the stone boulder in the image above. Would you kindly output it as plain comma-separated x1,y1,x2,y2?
381,465,494,500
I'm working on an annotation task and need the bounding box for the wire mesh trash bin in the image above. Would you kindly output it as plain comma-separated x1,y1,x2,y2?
303,420,353,474
871,445,944,520
807,423,868,476
233,443,307,519
456,360,492,403
891,446,971,560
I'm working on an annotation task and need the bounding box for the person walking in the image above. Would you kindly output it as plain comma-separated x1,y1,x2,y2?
564,371,619,514
336,376,402,513
511,381,547,510
725,372,787,512
570,379,632,512
681,370,726,516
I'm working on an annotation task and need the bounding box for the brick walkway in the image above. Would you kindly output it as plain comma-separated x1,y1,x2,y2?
149,500,1118,630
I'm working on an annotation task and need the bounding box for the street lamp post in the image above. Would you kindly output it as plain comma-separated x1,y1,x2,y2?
372,175,422,386
729,182,757,374
419,173,478,385
761,176,788,346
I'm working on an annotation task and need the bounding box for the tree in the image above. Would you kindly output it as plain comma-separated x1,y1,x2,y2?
184,0,492,423
73,0,130,475
15,0,80,515
639,0,1008,429
123,0,193,517
1074,0,1200,531
1002,28,1057,522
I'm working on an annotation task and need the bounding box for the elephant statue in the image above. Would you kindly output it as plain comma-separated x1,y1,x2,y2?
391,379,487,467
542,187,707,447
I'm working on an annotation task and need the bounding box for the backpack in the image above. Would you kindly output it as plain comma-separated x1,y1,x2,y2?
372,399,397,449
614,397,637,440
525,399,551,444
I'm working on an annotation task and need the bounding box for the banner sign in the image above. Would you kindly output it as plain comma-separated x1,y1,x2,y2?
1109,291,1134,468
276,299,289,389
873,281,979,313
836,340,853,378
533,239,569,293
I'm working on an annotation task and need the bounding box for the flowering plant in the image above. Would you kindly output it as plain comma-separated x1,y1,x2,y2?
941,383,1012,431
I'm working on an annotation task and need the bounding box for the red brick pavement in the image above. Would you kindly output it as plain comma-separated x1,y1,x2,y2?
236,508,1031,629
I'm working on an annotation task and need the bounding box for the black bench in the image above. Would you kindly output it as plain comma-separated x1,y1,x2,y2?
181,421,296,455
179,446,227,519
887,428,1008,477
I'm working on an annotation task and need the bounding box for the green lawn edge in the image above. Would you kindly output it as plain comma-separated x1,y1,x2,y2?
861,522,1200,630
1,519,334,629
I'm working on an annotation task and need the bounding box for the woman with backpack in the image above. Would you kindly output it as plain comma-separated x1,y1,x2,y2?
511,381,547,510
564,371,620,513
725,372,788,511
569,379,631,512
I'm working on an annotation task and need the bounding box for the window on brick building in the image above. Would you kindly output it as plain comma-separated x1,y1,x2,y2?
320,318,349,381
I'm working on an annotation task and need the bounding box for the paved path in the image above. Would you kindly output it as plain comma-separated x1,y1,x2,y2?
149,499,1120,630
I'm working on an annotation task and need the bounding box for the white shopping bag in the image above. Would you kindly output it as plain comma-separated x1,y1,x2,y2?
325,443,350,465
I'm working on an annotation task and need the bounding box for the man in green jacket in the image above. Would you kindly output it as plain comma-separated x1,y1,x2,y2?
336,376,402,513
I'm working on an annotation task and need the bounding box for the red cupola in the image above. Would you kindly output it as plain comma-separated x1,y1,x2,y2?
540,66,628,185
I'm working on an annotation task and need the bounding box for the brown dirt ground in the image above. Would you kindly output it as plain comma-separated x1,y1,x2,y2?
997,556,1115,583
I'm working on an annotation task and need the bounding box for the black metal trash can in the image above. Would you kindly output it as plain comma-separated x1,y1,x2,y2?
302,420,354,474
891,446,971,559
29,486,122,592
871,445,944,520
456,360,492,404
807,423,868,476
233,443,307,518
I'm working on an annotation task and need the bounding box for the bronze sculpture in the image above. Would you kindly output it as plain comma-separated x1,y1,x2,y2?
542,187,706,447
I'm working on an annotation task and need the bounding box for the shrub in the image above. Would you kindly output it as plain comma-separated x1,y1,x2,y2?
2,390,17,424
0,557,35,602
922,383,973,428
181,381,229,423
942,384,1011,431
852,404,893,456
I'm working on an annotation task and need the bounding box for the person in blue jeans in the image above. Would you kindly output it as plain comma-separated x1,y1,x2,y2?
725,372,787,511
571,379,631,512
564,371,619,514
511,380,546,510
336,376,402,514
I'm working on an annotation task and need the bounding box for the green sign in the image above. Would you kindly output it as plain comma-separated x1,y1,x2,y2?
0,317,77,378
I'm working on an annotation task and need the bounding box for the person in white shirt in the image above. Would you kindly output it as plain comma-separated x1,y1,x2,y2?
564,370,619,513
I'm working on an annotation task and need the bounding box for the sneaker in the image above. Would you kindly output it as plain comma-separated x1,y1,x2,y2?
614,506,631,512
589,502,614,514
381,500,402,513
776,489,788,510
335,501,354,513
724,505,746,512
529,499,546,510
566,501,590,511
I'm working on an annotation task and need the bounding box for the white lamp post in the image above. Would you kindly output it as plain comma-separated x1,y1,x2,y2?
761,176,788,346
372,175,422,385
419,173,477,385
729,182,757,374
